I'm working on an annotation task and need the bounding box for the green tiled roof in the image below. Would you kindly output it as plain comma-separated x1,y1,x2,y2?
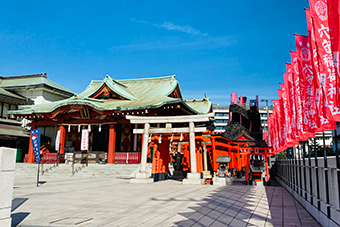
185,98,212,114
9,74,212,115
0,87,27,102
0,124,30,138
0,73,74,96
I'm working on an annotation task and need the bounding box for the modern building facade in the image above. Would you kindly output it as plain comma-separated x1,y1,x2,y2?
212,104,273,134
0,73,74,159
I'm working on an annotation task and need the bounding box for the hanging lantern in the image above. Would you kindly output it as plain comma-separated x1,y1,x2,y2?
180,133,183,141
78,125,81,132
88,124,91,132
158,134,162,144
148,134,152,143
99,124,102,132
170,134,174,142
68,125,71,132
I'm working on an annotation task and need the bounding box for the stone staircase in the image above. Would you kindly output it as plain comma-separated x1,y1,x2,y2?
14,163,140,179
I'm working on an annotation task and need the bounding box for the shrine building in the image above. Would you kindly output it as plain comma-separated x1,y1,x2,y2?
9,74,213,168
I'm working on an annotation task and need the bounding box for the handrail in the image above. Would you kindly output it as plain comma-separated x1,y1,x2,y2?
40,153,60,175
72,152,88,175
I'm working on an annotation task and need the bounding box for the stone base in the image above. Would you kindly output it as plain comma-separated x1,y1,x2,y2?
213,177,233,186
182,179,204,185
172,170,184,179
130,178,154,184
203,171,212,179
182,173,204,185
130,172,154,184
252,181,264,186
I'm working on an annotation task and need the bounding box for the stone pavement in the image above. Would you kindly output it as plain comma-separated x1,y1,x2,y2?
11,176,321,227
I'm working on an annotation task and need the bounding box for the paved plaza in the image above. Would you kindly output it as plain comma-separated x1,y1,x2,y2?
11,176,321,227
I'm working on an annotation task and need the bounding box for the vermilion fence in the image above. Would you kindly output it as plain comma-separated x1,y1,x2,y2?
114,152,141,164
26,152,141,164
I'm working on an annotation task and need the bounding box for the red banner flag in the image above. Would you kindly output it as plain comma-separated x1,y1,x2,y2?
273,99,284,150
291,51,306,139
309,0,340,121
295,34,318,132
263,129,268,145
306,8,336,130
230,92,238,105
281,83,295,146
328,0,340,71
284,64,298,143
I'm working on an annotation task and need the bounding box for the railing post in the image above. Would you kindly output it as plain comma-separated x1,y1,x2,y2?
314,137,320,211
298,143,303,197
323,132,330,218
303,141,307,200
293,146,297,192
334,126,340,211
308,139,313,206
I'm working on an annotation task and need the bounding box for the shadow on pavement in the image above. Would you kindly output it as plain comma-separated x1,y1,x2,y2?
11,198,30,227
11,212,30,227
11,198,28,212
173,185,271,227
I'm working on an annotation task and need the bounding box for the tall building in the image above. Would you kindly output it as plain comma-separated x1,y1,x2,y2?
212,104,273,135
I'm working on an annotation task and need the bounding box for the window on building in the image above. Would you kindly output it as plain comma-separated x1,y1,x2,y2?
9,104,17,119
0,103,17,119
2,103,9,118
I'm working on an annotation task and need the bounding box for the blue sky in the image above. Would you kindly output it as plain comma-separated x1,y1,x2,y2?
0,0,310,105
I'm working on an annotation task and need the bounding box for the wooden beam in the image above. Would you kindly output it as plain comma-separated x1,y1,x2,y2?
126,113,214,124
133,127,207,134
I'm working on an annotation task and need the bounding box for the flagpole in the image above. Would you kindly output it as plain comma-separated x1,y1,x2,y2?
37,160,40,187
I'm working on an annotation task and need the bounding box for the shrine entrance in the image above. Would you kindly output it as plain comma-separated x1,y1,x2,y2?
127,113,214,184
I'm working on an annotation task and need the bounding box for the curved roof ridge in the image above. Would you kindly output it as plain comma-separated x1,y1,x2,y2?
117,74,176,83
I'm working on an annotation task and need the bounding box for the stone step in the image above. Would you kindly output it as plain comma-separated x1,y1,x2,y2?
14,163,140,178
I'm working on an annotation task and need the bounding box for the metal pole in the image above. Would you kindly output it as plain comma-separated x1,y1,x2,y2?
302,141,307,200
294,146,298,192
314,137,320,211
298,143,303,197
287,148,290,188
335,126,340,211
72,152,75,175
266,100,270,146
308,138,313,205
323,132,330,218
36,162,40,187
86,150,89,167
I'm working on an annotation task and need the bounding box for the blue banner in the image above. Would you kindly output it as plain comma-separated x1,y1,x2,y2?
31,129,41,163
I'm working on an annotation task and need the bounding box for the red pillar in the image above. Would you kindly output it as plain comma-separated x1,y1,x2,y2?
159,139,170,173
59,126,66,155
196,141,203,173
152,143,159,174
246,152,249,182
28,121,36,163
108,124,116,163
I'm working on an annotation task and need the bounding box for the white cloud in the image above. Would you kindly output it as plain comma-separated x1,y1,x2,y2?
113,19,236,51
132,19,205,36
154,22,204,36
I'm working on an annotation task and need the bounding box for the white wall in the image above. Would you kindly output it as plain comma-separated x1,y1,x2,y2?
0,147,16,227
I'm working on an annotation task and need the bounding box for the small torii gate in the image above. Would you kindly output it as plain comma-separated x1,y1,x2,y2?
126,113,214,184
